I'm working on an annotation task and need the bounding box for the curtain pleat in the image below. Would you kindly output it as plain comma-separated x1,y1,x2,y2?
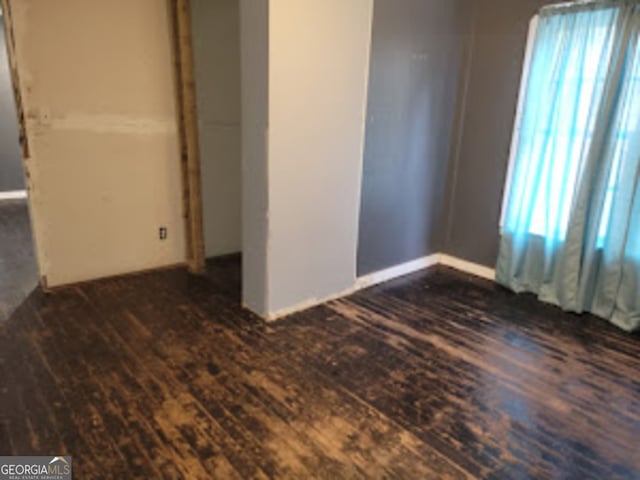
497,2,640,332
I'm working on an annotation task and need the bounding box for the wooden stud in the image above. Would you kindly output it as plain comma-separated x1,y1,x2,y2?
167,0,206,275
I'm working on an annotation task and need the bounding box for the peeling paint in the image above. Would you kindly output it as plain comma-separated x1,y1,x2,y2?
7,0,186,286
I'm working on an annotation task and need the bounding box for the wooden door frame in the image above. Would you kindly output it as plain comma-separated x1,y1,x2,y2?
167,0,207,275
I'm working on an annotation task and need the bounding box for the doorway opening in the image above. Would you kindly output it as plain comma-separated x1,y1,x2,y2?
0,6,37,322
194,0,242,301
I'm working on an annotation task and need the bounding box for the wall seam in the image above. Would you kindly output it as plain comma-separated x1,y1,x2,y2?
443,0,478,251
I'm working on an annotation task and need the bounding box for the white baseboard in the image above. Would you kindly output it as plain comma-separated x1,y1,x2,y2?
438,254,496,280
266,252,495,321
355,253,440,290
266,283,361,322
0,190,27,200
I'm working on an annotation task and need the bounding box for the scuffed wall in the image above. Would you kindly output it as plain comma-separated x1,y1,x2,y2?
9,0,185,286
192,0,242,258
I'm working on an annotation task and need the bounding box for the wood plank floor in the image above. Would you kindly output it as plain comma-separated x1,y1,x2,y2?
0,198,37,321
0,254,638,478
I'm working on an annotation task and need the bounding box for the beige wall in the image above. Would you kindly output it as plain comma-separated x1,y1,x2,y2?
10,0,185,286
192,0,242,258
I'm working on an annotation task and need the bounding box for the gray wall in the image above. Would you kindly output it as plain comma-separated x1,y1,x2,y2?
0,18,24,192
443,0,554,267
357,0,472,275
240,0,269,315
192,0,242,258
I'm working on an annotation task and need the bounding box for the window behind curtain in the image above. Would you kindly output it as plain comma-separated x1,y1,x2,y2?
501,5,640,247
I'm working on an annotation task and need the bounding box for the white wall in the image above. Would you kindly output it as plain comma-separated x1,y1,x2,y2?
241,0,373,317
9,0,185,286
192,0,242,258
267,0,373,315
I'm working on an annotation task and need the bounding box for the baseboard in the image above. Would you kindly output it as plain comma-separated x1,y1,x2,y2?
438,254,496,280
355,253,440,290
266,283,360,322
44,261,188,291
0,190,27,200
267,254,441,321
265,252,494,321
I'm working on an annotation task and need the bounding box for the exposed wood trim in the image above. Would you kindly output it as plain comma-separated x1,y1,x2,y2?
167,0,206,274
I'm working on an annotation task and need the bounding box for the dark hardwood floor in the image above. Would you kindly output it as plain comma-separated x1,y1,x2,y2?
0,253,638,479
0,198,38,322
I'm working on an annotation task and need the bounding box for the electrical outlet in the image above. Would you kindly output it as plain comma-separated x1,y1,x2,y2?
159,227,168,240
